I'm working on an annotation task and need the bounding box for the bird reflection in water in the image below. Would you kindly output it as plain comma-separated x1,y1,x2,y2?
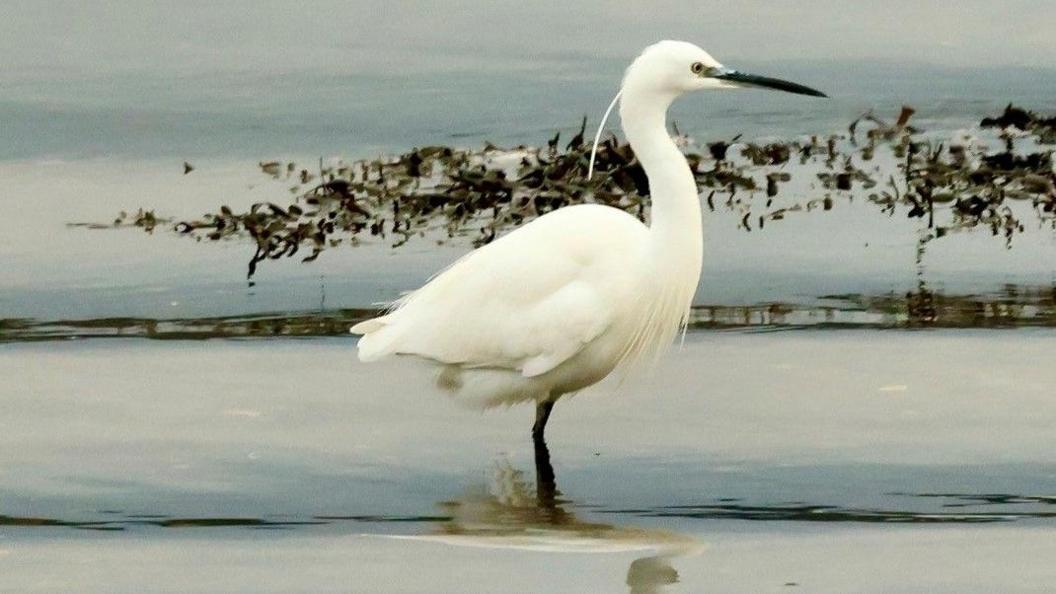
402,438,702,593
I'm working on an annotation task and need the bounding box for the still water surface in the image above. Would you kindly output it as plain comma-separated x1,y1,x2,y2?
3,19,1056,592
2,332,1055,592
2,59,1056,321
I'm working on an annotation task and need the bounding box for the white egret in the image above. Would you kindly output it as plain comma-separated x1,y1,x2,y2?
351,40,825,440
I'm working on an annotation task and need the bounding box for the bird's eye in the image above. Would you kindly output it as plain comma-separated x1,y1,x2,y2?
691,62,707,75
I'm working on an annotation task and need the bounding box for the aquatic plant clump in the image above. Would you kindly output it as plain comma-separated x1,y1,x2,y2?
107,106,1056,279
4,286,1054,342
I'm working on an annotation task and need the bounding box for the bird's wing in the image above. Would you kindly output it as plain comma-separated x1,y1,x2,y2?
353,205,644,377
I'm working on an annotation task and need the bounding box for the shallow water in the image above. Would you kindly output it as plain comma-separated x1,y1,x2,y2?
2,331,1055,592
3,57,1056,322
3,156,1055,325
3,9,1056,591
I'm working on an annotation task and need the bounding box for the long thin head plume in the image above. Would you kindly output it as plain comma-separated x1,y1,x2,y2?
587,89,622,181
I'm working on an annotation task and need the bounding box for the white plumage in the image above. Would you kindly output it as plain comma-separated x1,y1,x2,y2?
356,204,644,376
351,40,826,439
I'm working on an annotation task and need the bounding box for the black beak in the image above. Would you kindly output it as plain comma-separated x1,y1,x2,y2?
714,69,827,98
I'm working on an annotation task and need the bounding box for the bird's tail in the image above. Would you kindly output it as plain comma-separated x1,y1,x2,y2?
349,319,384,335
350,315,400,362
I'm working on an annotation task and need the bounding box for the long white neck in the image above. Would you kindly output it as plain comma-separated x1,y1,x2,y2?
619,86,703,267
611,83,704,367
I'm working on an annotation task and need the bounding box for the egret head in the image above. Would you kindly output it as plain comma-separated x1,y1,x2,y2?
587,40,826,180
623,40,826,99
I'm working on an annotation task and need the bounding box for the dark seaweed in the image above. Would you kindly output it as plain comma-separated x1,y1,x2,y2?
81,105,1056,279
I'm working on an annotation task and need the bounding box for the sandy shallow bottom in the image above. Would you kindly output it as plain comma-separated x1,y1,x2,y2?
2,330,1055,592
4,526,1056,594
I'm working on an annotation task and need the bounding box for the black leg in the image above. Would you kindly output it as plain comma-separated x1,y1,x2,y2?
533,433,557,509
532,399,555,441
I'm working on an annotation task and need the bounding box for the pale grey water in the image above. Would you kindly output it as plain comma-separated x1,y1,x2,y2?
3,3,1056,592
3,56,1056,320
4,61,1055,161
2,332,1056,593
3,17,1056,318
